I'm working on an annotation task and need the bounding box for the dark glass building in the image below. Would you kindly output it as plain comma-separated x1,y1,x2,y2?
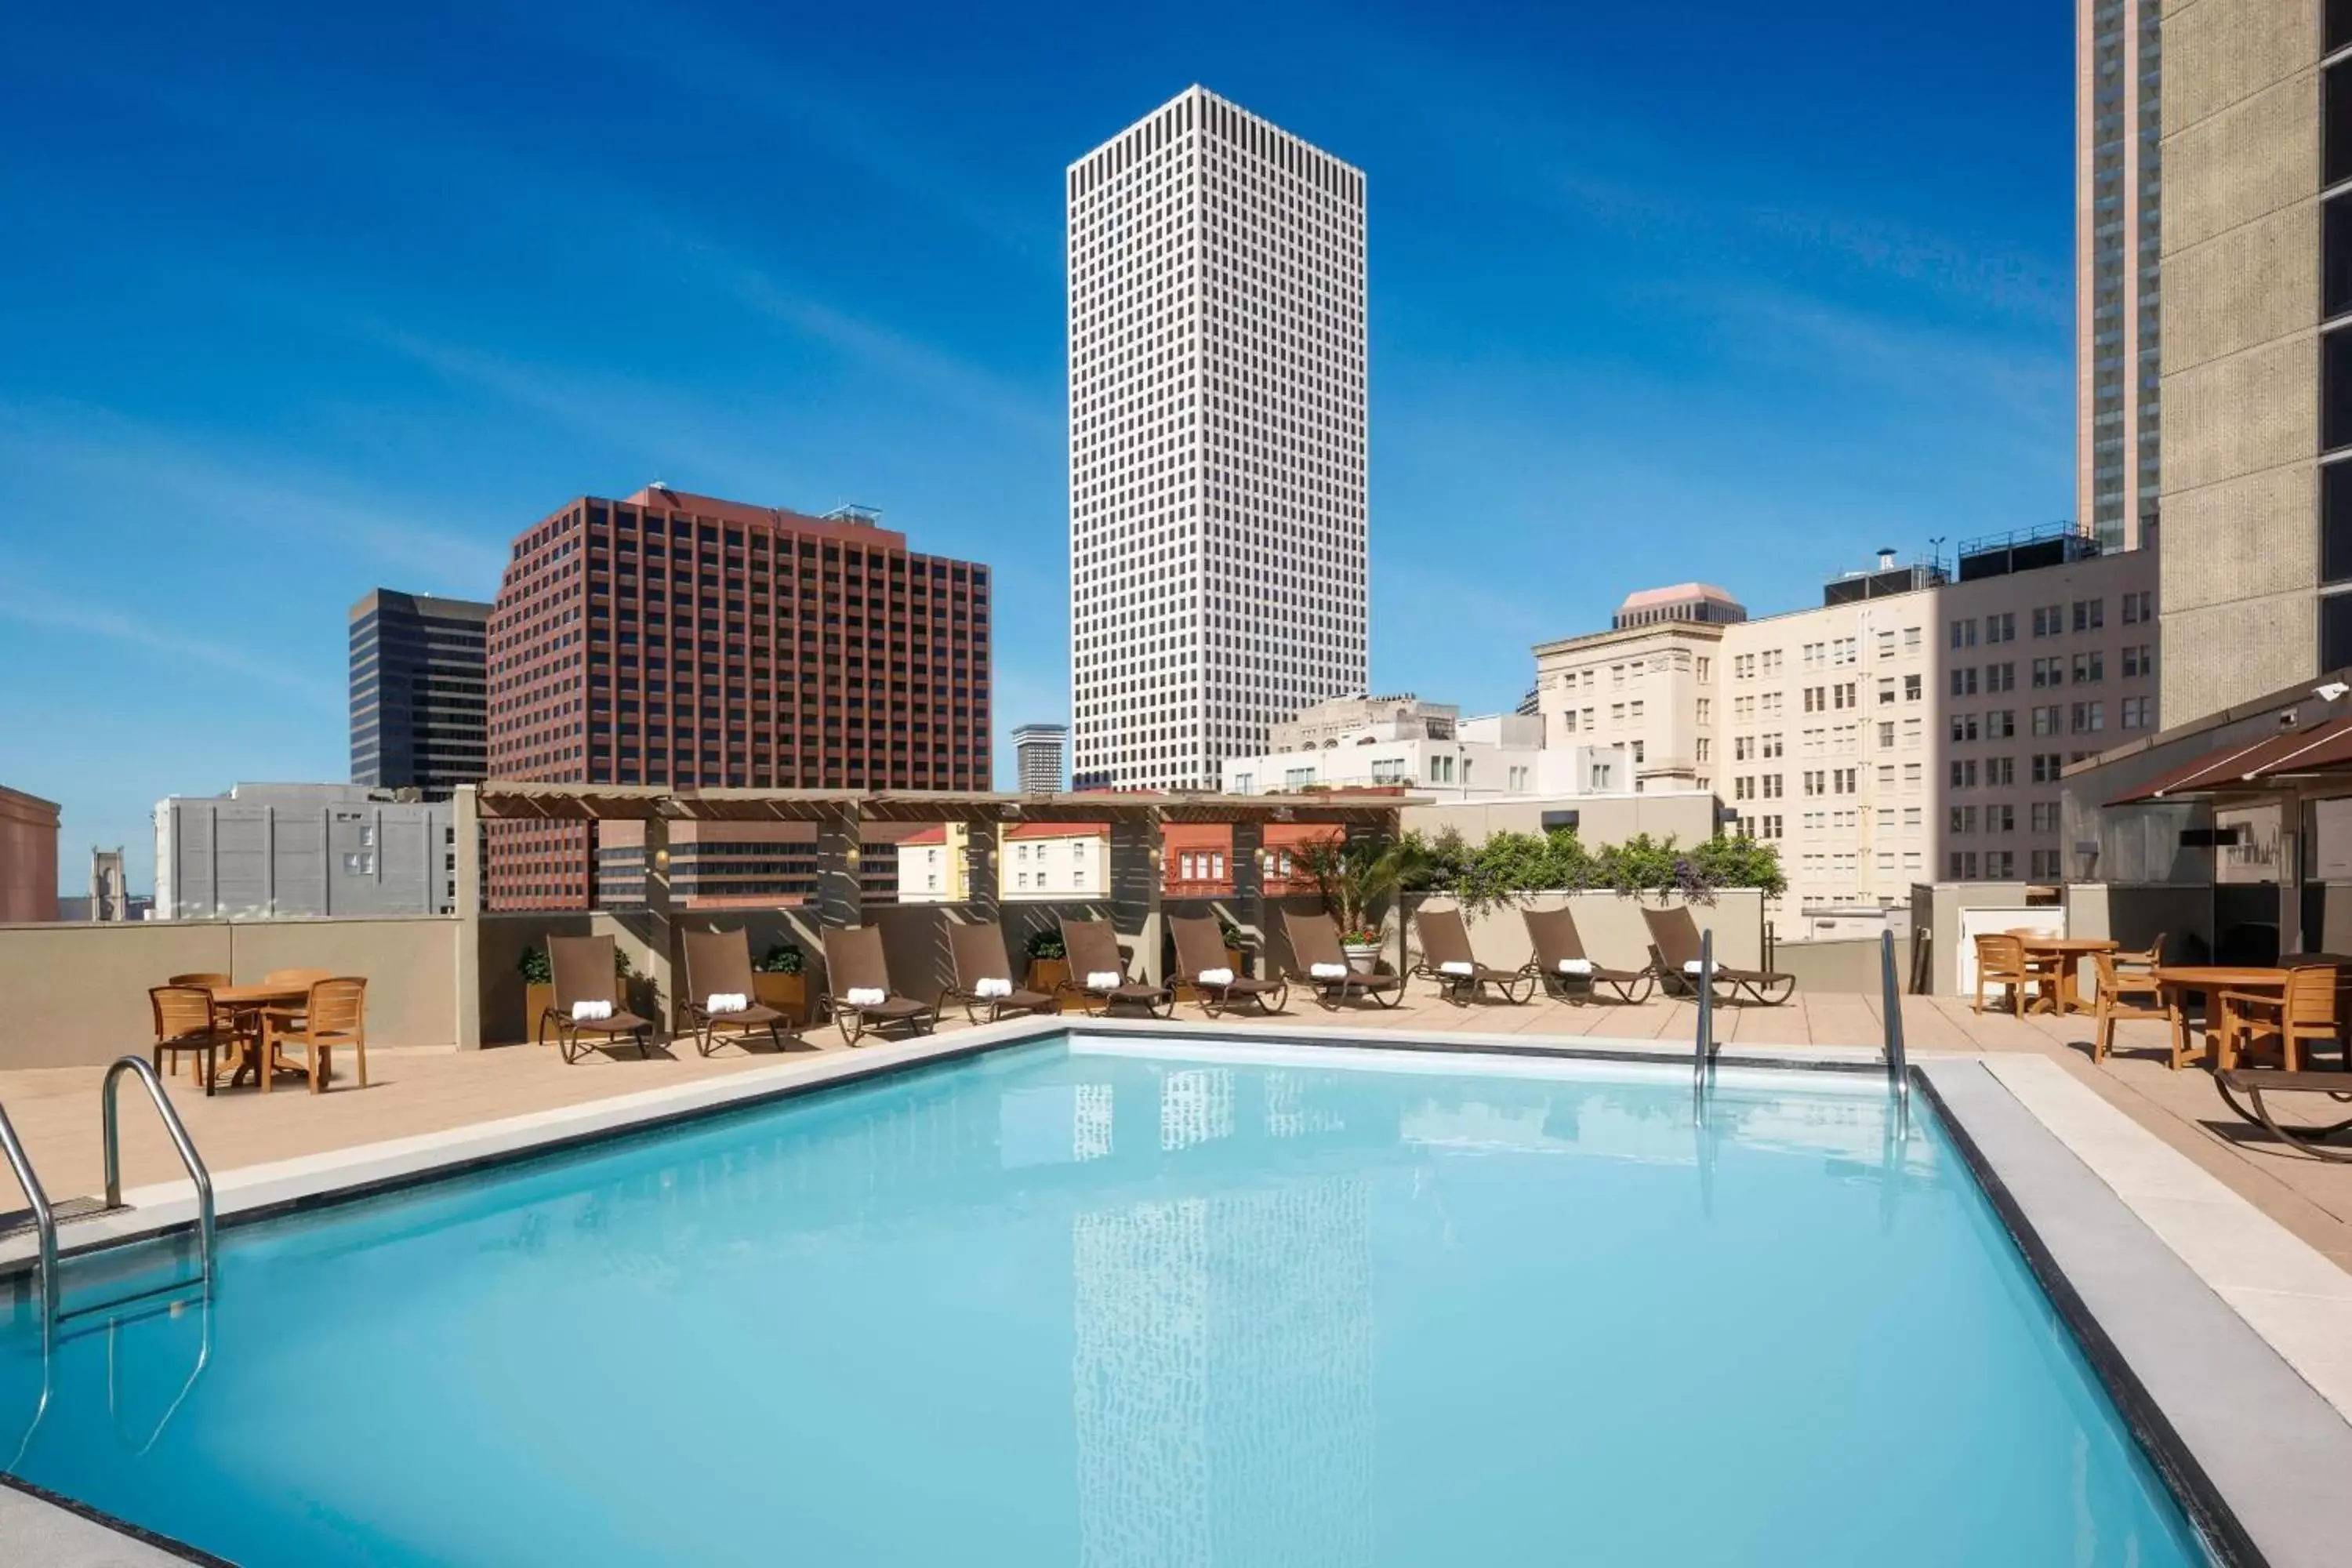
350,590,492,795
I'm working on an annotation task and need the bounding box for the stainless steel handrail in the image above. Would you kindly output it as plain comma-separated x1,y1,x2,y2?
1881,929,1910,1115
1693,927,1715,1092
0,1097,57,1323
102,1058,216,1291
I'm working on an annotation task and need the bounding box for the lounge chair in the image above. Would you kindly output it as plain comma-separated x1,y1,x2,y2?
1284,911,1404,1009
1170,913,1288,1017
681,927,800,1056
1642,906,1795,1006
942,920,1060,1025
544,935,660,1062
1055,918,1174,1018
822,924,938,1045
1522,906,1653,1004
1412,907,1537,1006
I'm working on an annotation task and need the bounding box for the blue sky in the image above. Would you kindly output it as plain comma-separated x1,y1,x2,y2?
0,1,2072,894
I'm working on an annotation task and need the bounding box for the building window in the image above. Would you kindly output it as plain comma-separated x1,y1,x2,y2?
2071,598,2104,632
1950,619,1976,649
2328,328,2352,454
2329,56,2352,187
2120,695,2153,730
1904,674,1921,701
2325,593,2352,674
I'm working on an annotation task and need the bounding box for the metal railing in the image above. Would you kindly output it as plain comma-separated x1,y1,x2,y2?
0,1096,57,1322
94,1057,216,1309
1693,927,1715,1094
1881,930,1910,1115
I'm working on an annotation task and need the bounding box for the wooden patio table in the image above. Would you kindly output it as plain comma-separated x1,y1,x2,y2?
203,983,311,1092
2012,935,2120,1015
2151,965,2291,1072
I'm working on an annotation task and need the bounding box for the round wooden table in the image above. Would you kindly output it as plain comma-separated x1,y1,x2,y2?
204,984,310,1091
2151,965,2291,1072
2011,935,2120,1015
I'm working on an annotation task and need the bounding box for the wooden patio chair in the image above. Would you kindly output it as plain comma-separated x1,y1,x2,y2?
1171,913,1287,1017
1055,918,1174,1018
681,927,798,1056
942,920,1059,1025
544,935,659,1063
2091,946,2172,1064
821,924,938,1044
1284,911,1403,1010
1523,906,1653,1004
260,977,368,1094
2216,961,2346,1073
148,985,238,1097
1646,906,1795,1005
1411,906,1536,1005
1973,933,2043,1018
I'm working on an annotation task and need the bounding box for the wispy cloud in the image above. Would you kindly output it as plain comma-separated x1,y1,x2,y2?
0,400,508,591
0,582,339,706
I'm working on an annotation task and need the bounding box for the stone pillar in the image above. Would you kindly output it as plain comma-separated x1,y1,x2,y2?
642,811,675,1030
453,786,481,1051
1110,810,1164,984
1231,818,1264,977
966,821,1000,924
816,805,863,930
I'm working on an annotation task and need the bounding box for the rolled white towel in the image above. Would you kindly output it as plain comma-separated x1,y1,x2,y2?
1198,967,1234,986
1682,960,1707,977
706,993,747,1015
1439,960,1476,977
975,977,1013,1000
570,999,612,1022
1309,962,1348,980
1085,970,1123,990
845,986,887,1009
1555,958,1594,976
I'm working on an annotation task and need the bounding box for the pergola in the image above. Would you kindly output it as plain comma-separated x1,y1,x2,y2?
450,783,1417,1037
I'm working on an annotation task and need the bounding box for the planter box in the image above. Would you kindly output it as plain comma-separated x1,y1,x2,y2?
525,982,554,1044
1342,942,1382,975
1026,958,1072,1010
752,972,808,1025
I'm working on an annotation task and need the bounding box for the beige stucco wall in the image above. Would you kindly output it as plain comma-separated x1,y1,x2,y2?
1403,792,1719,849
2159,0,2323,725
0,916,462,1069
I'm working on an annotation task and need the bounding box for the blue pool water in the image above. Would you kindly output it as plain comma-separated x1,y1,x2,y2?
1,1040,2209,1566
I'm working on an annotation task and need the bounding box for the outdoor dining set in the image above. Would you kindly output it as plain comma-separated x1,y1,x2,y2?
1973,929,2352,1161
147,971,368,1096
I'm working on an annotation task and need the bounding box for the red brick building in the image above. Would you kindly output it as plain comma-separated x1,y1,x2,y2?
485,487,991,909
1161,821,1338,898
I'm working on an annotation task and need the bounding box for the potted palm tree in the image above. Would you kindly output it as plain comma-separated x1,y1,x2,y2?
753,941,807,1024
1294,835,1423,975
1025,927,1071,1004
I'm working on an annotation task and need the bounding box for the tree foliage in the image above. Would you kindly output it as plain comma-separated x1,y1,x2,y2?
1401,827,1784,912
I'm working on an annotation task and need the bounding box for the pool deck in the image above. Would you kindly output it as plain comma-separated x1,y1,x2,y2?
5,989,2347,1275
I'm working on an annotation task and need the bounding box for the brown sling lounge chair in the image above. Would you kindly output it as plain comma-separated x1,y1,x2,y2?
1171,913,1288,1017
1642,906,1795,1006
822,924,938,1045
1412,907,1537,1005
681,927,800,1056
943,920,1060,1025
1523,906,1654,1004
1055,918,1174,1018
1285,911,1403,1009
544,935,660,1062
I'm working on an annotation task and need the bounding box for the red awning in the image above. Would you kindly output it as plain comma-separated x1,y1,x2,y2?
2107,716,2352,804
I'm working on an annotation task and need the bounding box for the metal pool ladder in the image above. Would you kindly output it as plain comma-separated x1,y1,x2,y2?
0,1055,217,1327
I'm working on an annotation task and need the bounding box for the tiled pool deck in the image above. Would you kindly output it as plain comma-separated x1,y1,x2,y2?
6,989,2347,1272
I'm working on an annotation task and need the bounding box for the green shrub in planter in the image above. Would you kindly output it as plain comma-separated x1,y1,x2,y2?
757,942,805,975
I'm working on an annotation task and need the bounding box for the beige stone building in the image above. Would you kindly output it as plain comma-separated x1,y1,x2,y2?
1533,536,2160,920
2154,2,2345,724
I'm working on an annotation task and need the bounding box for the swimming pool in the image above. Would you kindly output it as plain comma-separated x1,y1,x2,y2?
1,1036,2212,1565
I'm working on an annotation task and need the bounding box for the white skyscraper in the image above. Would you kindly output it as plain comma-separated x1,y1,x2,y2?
1067,86,1368,791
